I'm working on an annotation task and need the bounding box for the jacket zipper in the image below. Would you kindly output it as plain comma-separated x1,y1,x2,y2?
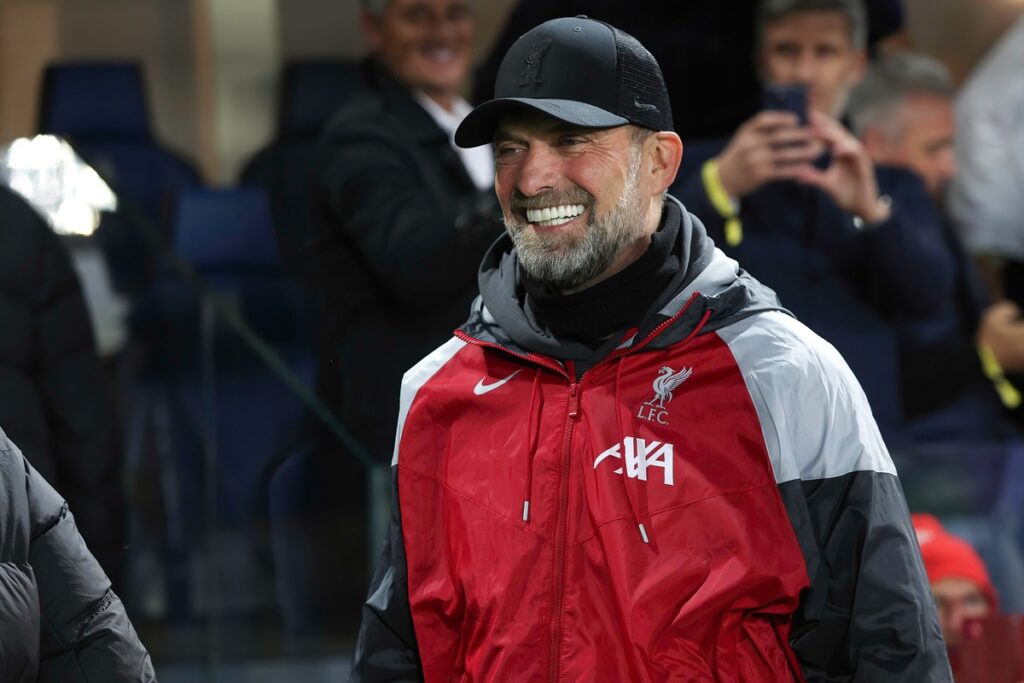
453,330,569,379
455,298,703,681
549,377,580,683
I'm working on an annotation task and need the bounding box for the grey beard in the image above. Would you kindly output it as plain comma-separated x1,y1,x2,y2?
505,155,646,293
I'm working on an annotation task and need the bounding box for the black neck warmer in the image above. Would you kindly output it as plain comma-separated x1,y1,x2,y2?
521,205,681,349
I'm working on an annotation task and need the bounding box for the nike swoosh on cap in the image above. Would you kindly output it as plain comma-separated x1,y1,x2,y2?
474,369,523,395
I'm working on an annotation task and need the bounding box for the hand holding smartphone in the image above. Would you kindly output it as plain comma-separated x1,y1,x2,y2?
761,84,809,127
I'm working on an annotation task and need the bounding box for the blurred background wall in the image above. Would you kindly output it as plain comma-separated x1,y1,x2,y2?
0,0,516,184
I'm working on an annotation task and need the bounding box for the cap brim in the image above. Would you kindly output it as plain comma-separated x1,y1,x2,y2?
454,98,629,148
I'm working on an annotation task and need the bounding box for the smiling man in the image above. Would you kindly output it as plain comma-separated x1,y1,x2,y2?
311,0,504,468
349,16,951,682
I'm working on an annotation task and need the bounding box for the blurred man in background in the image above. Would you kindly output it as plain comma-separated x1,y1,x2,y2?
913,513,999,674
674,0,955,438
301,0,503,622
848,52,1024,442
903,0,1024,307
311,0,502,464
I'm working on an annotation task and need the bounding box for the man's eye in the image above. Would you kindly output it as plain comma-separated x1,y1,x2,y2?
496,145,523,157
559,137,586,147
448,5,471,21
405,7,432,22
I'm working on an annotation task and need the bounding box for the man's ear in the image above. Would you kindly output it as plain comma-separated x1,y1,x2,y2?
647,132,684,194
848,49,868,88
360,8,383,52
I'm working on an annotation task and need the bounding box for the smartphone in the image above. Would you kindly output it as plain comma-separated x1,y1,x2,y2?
762,84,809,127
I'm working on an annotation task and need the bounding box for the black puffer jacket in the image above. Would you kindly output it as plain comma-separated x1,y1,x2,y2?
0,426,155,682
0,185,123,583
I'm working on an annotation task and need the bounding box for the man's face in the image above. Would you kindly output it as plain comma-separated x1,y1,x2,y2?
759,10,866,117
493,113,650,292
932,577,992,648
362,0,473,98
865,93,957,200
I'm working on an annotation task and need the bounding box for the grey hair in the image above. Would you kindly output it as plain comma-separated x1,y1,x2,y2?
757,0,868,51
626,125,670,202
847,52,954,138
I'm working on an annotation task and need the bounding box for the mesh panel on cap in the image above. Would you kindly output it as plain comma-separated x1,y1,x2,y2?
612,28,674,132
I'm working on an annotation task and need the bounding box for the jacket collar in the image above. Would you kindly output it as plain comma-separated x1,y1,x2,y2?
465,196,788,362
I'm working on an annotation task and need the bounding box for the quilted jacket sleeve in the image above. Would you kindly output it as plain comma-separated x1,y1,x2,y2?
10,431,157,682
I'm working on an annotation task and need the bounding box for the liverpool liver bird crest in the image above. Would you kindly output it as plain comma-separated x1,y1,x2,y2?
519,39,551,87
645,366,692,409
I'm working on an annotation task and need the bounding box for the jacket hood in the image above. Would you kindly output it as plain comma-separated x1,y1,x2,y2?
463,196,787,358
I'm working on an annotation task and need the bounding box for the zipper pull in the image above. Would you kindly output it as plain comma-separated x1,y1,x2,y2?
568,384,581,419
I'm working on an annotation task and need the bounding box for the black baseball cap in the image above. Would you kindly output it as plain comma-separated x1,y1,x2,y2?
454,16,673,148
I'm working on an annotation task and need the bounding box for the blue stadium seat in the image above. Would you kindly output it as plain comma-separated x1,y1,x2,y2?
276,59,364,141
173,187,280,271
126,187,315,616
39,62,204,297
38,62,202,222
39,62,150,142
167,187,315,521
240,60,364,278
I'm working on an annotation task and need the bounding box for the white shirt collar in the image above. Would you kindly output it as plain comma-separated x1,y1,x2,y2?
413,90,494,191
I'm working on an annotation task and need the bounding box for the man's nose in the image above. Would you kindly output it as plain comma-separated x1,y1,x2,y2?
794,49,817,84
516,146,559,197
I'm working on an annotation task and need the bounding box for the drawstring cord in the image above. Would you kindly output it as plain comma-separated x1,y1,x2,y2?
522,367,543,523
621,306,714,545
613,356,650,543
681,308,713,347
516,303,715,539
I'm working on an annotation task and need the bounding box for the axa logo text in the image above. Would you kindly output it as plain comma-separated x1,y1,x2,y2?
593,437,675,486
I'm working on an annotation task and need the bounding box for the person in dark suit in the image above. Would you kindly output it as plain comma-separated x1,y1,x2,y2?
310,0,502,464
297,0,504,621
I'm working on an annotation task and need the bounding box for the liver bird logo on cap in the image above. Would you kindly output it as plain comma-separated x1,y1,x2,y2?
519,39,551,88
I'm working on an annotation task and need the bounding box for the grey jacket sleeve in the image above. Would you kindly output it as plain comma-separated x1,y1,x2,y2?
718,311,952,682
349,468,423,682
17,439,156,682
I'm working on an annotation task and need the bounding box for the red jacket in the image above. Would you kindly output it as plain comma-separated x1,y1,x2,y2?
350,202,950,682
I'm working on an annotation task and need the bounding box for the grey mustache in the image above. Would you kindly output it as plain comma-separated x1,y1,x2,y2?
510,188,592,212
